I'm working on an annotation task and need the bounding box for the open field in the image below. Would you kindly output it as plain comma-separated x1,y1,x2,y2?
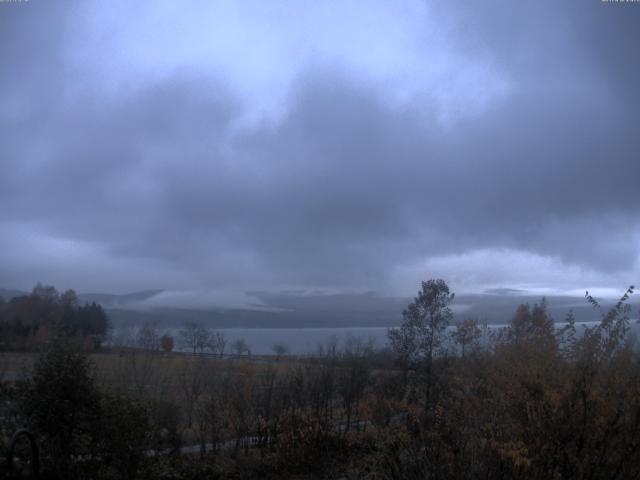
0,349,293,384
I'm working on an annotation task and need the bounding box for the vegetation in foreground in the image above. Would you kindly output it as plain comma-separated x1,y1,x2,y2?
0,280,639,479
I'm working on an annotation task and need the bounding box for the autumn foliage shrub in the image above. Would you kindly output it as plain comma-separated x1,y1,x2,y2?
272,413,346,473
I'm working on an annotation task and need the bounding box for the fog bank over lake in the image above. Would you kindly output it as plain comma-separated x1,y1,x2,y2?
100,289,640,354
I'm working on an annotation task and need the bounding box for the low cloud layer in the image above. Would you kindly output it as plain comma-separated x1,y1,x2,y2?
1,1,639,300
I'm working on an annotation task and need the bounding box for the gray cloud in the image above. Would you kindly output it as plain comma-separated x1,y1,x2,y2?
0,0,638,298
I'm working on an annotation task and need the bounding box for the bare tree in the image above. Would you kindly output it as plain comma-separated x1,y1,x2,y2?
338,336,373,432
232,338,250,356
178,321,211,354
178,357,209,428
453,318,482,357
136,321,159,351
208,331,228,357
306,340,340,423
272,343,289,358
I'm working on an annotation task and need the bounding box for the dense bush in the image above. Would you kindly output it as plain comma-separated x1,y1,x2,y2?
18,344,150,479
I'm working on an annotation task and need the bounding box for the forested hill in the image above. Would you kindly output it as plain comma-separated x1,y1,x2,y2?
0,284,109,351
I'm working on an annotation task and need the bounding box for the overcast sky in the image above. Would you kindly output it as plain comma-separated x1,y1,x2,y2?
1,0,639,303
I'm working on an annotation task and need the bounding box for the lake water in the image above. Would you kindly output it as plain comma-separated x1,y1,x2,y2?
113,326,391,355
211,327,393,354
113,320,628,355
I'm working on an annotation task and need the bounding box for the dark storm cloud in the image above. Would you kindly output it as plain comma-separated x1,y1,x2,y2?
0,0,638,296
